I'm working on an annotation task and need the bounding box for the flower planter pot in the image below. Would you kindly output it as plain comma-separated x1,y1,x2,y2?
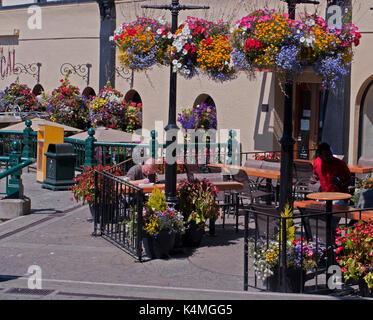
142,230,176,259
358,276,373,297
182,221,205,247
89,204,95,220
266,267,306,293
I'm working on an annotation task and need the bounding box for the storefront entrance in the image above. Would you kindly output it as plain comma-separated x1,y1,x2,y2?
294,82,322,161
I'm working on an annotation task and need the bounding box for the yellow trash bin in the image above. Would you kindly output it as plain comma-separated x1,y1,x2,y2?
36,125,64,182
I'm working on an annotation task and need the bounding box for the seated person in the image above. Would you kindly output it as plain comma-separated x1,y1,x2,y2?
310,142,352,201
310,142,352,231
126,158,160,185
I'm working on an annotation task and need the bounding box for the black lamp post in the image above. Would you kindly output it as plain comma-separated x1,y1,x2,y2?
141,0,209,205
96,0,116,90
279,0,319,213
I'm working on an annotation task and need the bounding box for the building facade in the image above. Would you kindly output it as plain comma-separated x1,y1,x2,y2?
0,0,371,165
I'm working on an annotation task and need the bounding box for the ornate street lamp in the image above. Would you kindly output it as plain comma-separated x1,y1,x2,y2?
141,0,209,205
279,0,319,213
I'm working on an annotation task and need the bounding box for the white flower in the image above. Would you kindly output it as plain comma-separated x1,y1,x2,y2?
167,32,173,39
109,36,114,41
182,49,188,55
300,37,305,43
172,60,178,65
177,63,182,69
182,24,190,36
156,29,162,35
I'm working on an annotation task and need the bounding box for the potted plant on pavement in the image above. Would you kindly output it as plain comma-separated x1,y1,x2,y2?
335,221,373,297
142,186,185,259
71,164,123,220
249,204,326,293
177,178,219,247
353,174,373,209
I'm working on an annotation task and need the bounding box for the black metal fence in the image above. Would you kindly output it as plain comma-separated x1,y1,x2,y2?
93,162,144,261
243,206,373,295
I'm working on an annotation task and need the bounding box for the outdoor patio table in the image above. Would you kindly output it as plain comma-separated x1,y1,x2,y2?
127,181,244,194
294,200,373,222
347,165,373,174
306,192,352,275
208,163,280,204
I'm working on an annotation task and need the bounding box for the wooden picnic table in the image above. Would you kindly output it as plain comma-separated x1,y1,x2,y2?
294,199,373,222
208,163,281,180
347,165,373,174
129,181,243,194
209,163,281,205
294,159,373,174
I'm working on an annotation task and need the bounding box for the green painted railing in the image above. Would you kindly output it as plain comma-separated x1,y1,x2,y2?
0,140,34,199
0,121,233,171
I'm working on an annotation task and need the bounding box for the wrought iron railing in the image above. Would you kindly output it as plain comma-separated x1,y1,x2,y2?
243,206,373,295
93,166,144,261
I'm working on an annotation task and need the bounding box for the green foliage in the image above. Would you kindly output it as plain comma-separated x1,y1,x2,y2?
278,203,295,245
145,185,167,214
0,78,40,112
176,178,219,226
336,221,373,289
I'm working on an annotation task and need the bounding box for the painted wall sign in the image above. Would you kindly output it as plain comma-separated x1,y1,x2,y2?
0,47,16,79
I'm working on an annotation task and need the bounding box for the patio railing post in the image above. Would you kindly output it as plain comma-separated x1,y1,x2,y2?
93,169,98,236
22,119,33,159
84,128,97,167
7,140,23,199
280,215,288,292
150,129,159,159
136,190,144,261
228,129,238,165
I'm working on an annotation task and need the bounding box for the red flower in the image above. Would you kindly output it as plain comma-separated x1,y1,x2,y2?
244,39,263,53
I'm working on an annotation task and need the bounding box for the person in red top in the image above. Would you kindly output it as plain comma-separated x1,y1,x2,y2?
310,142,352,232
311,142,352,194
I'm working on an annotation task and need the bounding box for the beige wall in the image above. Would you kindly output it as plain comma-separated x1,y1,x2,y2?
0,0,371,161
0,2,99,93
350,2,373,164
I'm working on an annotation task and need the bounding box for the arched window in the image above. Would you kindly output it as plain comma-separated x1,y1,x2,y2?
125,89,142,105
192,94,217,130
193,93,216,109
82,87,96,99
359,81,373,159
32,84,44,96
124,89,142,131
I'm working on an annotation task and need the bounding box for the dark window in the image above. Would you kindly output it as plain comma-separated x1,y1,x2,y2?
32,84,44,96
124,89,142,105
82,87,96,99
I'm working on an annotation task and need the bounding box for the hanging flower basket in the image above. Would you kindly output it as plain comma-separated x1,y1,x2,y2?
229,9,361,89
114,10,360,86
169,17,231,80
111,17,172,71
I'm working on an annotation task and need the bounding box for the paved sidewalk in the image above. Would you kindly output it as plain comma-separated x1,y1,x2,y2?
0,167,368,300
